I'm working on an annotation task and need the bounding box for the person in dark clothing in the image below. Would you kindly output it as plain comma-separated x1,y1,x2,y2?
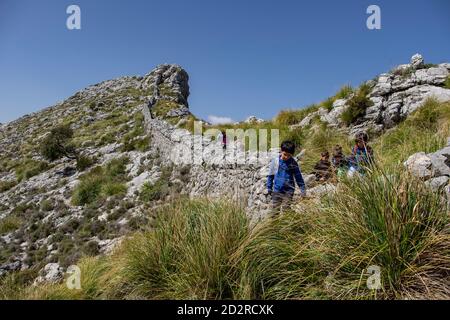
221,130,227,149
312,151,332,182
267,141,306,216
331,145,349,178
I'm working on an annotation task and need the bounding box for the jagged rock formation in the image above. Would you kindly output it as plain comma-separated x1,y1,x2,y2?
144,64,191,122
361,55,450,134
292,54,450,136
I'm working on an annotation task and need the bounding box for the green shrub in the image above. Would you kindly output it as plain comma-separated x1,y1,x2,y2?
76,155,94,171
40,124,77,161
230,210,324,299
82,241,100,257
15,159,49,182
0,269,38,300
0,180,17,193
72,157,129,206
275,105,319,126
316,168,450,299
105,157,128,178
409,98,441,129
72,173,104,206
139,179,169,202
0,215,23,235
121,199,248,299
444,76,450,89
335,85,353,100
102,182,127,197
322,97,334,111
341,83,373,126
40,199,54,212
121,137,150,152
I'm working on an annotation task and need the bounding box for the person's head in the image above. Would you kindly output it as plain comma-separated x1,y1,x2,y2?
333,145,343,156
320,151,330,160
355,132,369,148
280,140,295,160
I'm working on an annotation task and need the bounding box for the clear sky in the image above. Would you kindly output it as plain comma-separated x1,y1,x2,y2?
1,0,449,124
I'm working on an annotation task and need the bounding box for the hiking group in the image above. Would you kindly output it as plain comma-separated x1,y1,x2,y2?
267,132,374,215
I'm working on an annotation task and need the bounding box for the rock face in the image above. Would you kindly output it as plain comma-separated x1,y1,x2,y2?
143,64,191,121
34,263,64,285
405,138,450,206
290,54,450,135
358,54,450,133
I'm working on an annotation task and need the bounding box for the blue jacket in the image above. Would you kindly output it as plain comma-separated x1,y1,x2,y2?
348,145,374,170
267,155,306,195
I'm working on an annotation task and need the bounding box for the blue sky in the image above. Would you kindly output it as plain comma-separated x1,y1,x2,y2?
0,0,449,124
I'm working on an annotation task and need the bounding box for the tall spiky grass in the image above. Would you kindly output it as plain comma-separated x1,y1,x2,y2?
230,207,327,299
118,198,249,299
318,167,450,299
231,167,450,300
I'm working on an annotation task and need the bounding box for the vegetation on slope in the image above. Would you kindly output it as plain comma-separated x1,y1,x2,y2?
2,164,448,300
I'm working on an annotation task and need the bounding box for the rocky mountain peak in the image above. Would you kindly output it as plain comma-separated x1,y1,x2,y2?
143,64,191,120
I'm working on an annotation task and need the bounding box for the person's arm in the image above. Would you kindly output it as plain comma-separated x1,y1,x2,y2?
294,163,306,196
267,158,276,194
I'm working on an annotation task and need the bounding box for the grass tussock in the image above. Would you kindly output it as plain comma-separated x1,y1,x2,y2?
341,83,373,126
71,157,129,206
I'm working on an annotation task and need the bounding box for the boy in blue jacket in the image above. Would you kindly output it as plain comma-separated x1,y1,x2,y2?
267,141,306,215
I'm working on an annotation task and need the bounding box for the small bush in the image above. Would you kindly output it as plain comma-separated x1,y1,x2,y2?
72,174,104,206
335,85,353,100
40,124,76,161
76,155,94,171
0,180,17,193
15,159,49,182
444,76,450,89
322,97,334,111
275,105,319,126
121,137,150,152
139,179,169,202
409,98,441,129
82,241,100,257
102,182,127,197
341,83,373,126
121,199,248,299
72,157,129,206
105,157,128,178
0,216,23,235
40,199,54,212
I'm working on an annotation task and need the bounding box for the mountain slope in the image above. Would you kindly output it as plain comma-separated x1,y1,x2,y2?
0,54,450,295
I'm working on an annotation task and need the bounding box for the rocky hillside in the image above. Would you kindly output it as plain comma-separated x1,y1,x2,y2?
1,54,450,285
0,64,194,276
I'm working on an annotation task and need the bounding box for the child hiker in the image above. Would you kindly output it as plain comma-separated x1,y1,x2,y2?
331,145,348,178
267,140,306,216
312,150,332,182
348,132,374,176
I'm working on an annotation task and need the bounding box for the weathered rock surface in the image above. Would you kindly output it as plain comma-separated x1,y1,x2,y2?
289,54,450,135
34,263,64,285
405,138,450,206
